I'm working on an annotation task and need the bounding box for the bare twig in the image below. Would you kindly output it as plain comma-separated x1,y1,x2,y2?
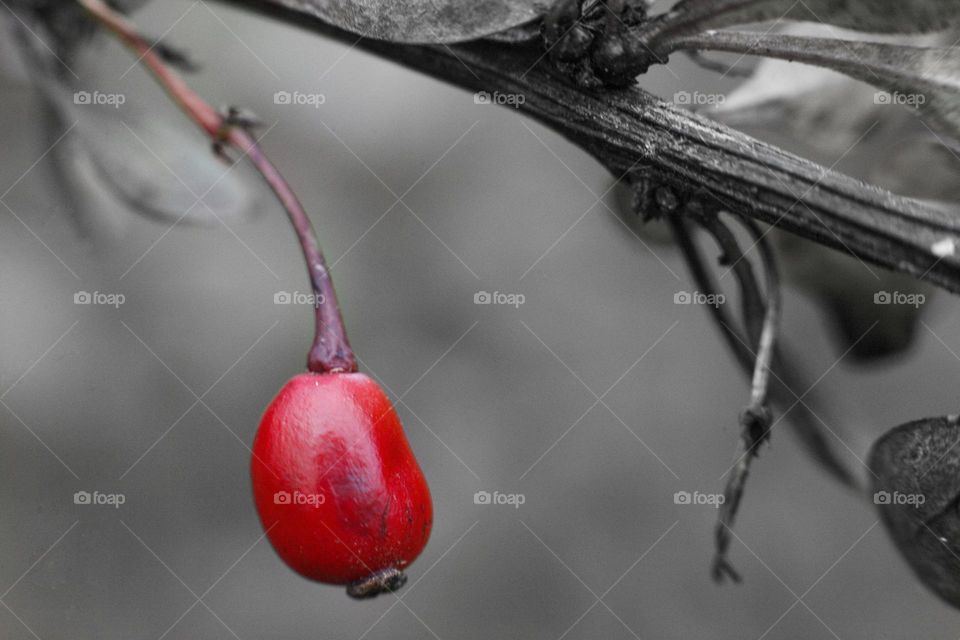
698,213,767,348
679,210,777,581
668,213,857,489
709,216,780,583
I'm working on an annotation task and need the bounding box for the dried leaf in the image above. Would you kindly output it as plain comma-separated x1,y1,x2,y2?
706,28,960,197
702,29,951,361
261,0,551,43
682,30,960,147
870,416,960,610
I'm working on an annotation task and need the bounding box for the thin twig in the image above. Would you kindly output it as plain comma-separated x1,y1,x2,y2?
77,0,356,374
742,218,780,412
668,211,857,489
684,210,780,582
667,215,753,369
698,214,766,349
709,216,780,582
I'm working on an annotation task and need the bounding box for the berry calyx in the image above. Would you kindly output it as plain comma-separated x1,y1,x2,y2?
252,372,432,597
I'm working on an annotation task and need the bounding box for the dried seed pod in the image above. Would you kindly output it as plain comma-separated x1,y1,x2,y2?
591,30,653,86
552,24,595,62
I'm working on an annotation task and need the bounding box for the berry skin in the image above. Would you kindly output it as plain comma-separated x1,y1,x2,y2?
251,372,432,597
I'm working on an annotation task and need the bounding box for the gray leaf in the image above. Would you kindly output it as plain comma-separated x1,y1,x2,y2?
260,0,551,43
870,416,960,609
700,27,949,362
663,0,960,36
678,30,960,145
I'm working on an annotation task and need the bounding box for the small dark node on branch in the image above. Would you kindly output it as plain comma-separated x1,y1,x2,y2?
543,0,663,88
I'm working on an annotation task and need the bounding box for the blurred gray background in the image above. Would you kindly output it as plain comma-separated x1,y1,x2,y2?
1,1,960,637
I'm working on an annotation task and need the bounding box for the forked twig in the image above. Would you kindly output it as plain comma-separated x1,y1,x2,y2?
708,216,780,583
672,208,783,581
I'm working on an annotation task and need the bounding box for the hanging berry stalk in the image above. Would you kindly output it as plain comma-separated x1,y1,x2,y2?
76,0,354,374
77,0,432,598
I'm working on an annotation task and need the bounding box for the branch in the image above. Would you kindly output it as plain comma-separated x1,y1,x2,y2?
217,0,960,295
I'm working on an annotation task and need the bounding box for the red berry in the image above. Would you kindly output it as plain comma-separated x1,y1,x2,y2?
251,372,433,597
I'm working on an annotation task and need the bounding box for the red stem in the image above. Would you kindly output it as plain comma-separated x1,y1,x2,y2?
77,0,356,374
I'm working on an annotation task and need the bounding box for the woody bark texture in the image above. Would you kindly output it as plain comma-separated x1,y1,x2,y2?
221,0,960,294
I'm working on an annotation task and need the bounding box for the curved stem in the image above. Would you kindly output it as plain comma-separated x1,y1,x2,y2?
667,215,754,369
670,208,857,579
709,217,780,582
689,211,779,582
235,134,356,373
670,212,857,488
742,218,780,411
77,0,356,374
699,214,766,349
